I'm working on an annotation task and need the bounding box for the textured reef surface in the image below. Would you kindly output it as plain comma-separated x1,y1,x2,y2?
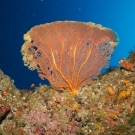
0,53,135,134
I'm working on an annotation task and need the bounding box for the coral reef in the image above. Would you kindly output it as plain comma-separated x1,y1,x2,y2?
21,21,118,94
0,50,135,134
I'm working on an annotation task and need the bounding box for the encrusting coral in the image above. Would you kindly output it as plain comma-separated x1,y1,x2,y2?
21,21,118,95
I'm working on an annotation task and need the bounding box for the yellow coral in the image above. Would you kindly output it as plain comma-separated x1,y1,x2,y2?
122,79,129,86
119,91,127,98
119,89,131,98
126,89,131,95
72,103,80,111
107,86,115,95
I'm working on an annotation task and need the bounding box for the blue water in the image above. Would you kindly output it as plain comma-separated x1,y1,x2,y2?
0,0,135,89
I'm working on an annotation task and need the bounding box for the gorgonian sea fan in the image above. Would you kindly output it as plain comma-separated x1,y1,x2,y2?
21,21,118,95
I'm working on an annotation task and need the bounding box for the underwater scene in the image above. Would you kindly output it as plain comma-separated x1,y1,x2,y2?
0,0,135,134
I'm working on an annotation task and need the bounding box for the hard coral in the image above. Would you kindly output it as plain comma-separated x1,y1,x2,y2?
21,21,118,94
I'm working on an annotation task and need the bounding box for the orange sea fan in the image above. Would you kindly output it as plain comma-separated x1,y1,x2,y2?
21,21,118,95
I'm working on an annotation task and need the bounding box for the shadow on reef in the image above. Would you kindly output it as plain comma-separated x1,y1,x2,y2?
0,51,135,134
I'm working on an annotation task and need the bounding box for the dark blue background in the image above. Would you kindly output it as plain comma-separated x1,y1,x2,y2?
0,0,135,89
